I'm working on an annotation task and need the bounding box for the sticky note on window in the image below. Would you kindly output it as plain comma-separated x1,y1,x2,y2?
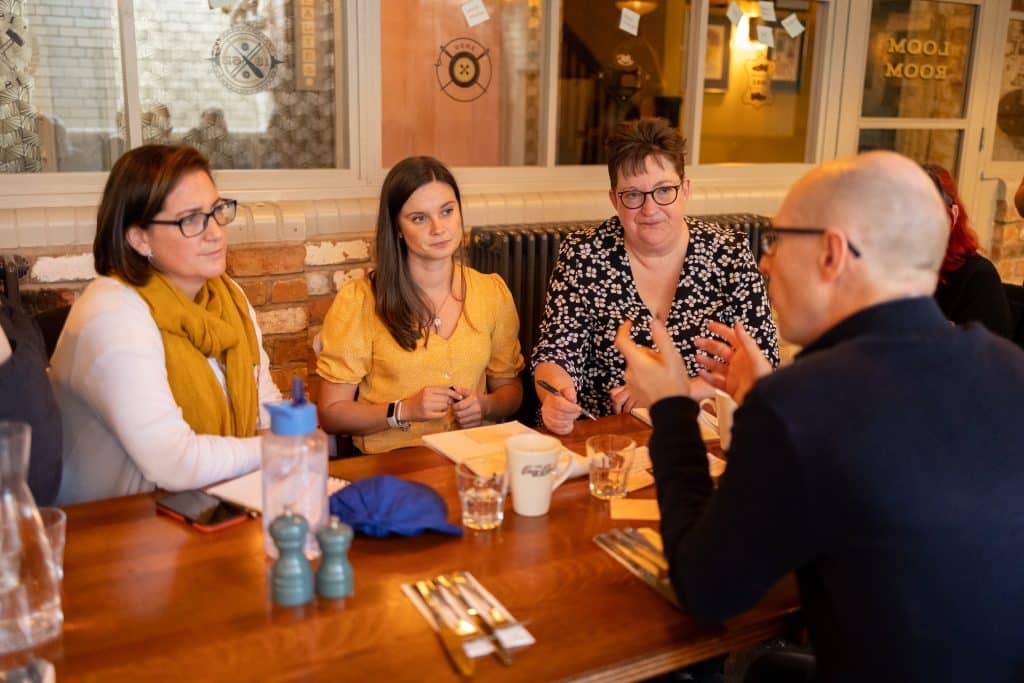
610,498,661,521
757,24,775,49
461,0,490,27
619,7,640,36
782,13,805,38
727,1,743,25
758,2,777,22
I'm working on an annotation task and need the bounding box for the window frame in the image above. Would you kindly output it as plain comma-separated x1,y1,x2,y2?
1,0,841,212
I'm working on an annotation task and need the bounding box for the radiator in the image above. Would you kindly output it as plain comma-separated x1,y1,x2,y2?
468,214,768,365
468,224,581,366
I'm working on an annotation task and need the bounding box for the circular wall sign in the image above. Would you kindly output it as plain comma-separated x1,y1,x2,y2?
435,37,492,103
209,24,283,95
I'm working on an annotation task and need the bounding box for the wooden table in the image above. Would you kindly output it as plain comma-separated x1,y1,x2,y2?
47,414,800,682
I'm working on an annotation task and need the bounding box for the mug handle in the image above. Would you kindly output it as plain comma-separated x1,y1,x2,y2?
550,450,573,491
698,398,718,428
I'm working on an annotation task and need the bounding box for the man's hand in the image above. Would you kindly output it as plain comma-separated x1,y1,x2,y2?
695,321,772,404
614,319,690,406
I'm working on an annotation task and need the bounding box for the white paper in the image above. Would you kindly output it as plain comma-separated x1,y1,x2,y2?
421,421,589,480
619,7,640,36
727,1,744,25
757,24,776,49
758,1,777,22
629,408,719,442
205,470,348,513
461,0,490,27
781,13,805,38
208,0,232,8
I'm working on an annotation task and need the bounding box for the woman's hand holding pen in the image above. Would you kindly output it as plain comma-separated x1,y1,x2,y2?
402,386,464,422
449,386,486,428
537,380,585,435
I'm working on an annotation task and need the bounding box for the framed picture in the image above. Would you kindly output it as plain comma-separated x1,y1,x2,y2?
771,26,805,93
704,15,731,92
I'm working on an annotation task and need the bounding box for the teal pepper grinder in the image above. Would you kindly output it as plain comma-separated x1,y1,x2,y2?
270,506,314,606
316,515,354,599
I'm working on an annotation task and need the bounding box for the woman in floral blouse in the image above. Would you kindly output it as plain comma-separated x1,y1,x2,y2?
532,118,778,434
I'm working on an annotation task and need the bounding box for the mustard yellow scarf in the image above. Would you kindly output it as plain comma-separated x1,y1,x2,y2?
132,273,259,437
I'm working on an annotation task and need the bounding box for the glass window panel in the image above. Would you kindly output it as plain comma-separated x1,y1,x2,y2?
1,0,124,173
133,0,342,169
556,0,690,165
993,19,1024,161
699,0,820,164
861,0,976,119
857,128,961,171
381,0,542,167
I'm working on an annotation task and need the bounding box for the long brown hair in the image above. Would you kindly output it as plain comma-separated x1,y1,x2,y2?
94,145,212,285
371,156,467,351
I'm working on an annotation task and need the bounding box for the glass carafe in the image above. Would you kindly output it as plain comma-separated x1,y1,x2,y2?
0,421,62,663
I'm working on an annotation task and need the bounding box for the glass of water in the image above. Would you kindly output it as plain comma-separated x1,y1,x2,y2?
587,435,636,500
456,455,508,531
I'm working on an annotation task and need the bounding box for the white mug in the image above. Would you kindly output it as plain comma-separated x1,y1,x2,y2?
506,434,572,517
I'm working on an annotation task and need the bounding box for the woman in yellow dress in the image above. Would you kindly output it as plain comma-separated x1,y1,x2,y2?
316,156,524,453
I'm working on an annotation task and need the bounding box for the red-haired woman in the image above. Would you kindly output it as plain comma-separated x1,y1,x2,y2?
922,164,1012,338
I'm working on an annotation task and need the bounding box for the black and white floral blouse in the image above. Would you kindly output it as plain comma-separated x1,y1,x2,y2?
531,216,779,418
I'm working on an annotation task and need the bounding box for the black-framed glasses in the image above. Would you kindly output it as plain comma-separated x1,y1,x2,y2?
760,225,862,258
149,199,238,238
616,184,681,210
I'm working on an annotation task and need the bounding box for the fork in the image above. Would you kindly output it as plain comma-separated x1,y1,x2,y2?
438,575,513,665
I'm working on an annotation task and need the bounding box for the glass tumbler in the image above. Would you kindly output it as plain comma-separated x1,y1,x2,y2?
587,434,636,499
456,455,508,530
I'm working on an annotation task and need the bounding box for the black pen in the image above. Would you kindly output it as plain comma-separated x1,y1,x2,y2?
536,379,598,421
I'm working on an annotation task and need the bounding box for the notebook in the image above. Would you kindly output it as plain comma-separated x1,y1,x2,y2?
422,421,590,479
205,470,348,514
630,407,719,442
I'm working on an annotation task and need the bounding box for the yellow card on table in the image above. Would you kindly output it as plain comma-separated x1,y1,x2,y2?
609,498,661,521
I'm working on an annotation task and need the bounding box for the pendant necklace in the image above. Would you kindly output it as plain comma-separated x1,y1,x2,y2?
431,289,452,333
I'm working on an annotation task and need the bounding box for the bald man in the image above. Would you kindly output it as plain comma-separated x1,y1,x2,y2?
616,152,1024,681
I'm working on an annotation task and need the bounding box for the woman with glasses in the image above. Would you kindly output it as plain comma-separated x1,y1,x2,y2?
922,164,1012,338
51,144,281,503
533,118,778,434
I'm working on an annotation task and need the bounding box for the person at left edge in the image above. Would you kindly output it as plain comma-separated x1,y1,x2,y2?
51,144,282,504
316,156,524,454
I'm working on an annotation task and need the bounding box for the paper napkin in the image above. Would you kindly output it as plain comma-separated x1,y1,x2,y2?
402,572,535,657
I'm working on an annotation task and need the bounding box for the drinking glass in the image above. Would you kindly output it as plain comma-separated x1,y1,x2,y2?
587,435,636,500
456,455,508,530
37,508,66,582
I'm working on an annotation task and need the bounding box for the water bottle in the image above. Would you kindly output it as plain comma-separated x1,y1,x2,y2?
261,379,328,559
0,421,62,666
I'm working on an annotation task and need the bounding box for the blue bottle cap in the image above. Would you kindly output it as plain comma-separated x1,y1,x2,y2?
264,378,317,436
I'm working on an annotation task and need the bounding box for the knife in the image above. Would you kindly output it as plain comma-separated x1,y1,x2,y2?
612,529,669,575
437,575,513,666
595,534,679,606
414,580,477,677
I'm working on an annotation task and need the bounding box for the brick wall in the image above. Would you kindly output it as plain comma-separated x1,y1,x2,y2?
12,233,373,400
992,199,1024,284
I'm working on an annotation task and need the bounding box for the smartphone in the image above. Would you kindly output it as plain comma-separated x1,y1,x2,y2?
156,490,250,533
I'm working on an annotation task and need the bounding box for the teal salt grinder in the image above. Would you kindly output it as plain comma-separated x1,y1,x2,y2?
270,507,314,606
316,515,354,599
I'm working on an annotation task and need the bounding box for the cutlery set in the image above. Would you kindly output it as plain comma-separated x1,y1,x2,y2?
411,571,525,676
594,527,678,606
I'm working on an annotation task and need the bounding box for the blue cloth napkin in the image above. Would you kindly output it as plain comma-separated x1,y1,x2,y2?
329,474,463,537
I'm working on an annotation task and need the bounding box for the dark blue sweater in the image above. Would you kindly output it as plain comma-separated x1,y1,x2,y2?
650,297,1024,682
